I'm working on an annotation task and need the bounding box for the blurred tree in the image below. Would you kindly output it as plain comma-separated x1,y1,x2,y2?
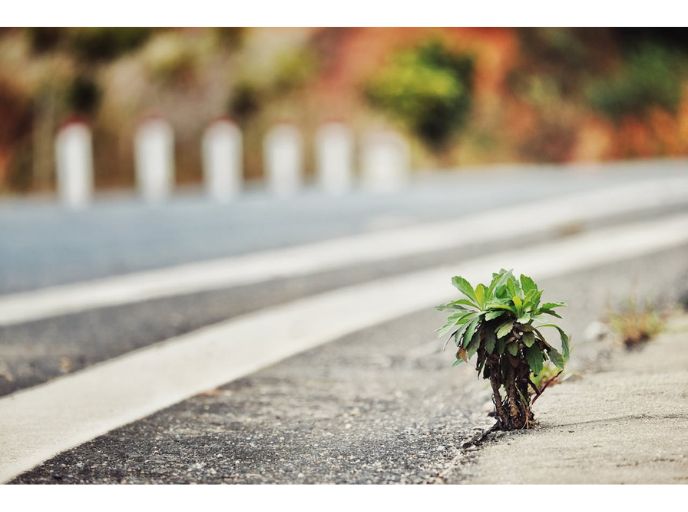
364,40,474,150
509,28,603,98
507,29,621,162
143,32,200,83
0,79,33,191
27,28,63,53
612,28,688,54
228,81,262,124
272,48,317,92
214,28,246,49
67,74,101,115
586,42,686,122
66,28,152,63
10,28,152,194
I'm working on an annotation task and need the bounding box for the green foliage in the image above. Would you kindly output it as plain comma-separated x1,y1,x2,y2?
437,269,570,429
66,28,152,62
272,49,317,92
529,361,562,390
26,28,151,61
586,42,685,121
364,40,474,150
438,269,569,371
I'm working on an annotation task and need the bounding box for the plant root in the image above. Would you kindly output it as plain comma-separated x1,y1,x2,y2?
489,356,534,431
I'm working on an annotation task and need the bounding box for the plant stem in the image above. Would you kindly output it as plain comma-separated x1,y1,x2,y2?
489,364,508,428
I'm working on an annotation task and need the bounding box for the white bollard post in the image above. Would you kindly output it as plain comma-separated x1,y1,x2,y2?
315,122,354,195
55,121,93,209
361,131,410,193
263,123,303,198
202,119,242,202
134,117,174,203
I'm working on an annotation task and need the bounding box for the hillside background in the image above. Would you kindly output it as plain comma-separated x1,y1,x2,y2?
1,27,688,195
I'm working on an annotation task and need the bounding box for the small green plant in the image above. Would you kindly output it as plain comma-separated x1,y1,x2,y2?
436,269,570,430
529,361,563,403
607,298,664,348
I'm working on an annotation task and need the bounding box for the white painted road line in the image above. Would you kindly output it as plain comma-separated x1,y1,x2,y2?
1,213,688,482
1,177,688,327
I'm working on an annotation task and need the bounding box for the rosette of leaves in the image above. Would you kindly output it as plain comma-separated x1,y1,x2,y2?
436,269,570,430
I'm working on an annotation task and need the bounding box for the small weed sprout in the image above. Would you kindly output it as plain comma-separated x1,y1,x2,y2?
529,362,563,403
607,298,665,348
436,269,570,430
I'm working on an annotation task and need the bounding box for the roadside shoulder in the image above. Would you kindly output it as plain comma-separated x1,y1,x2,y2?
452,315,688,484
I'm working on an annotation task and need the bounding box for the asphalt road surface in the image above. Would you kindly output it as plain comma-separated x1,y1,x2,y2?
1,159,687,483
11,247,688,484
1,159,686,294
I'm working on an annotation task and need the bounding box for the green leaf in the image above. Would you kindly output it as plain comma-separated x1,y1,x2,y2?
436,298,478,311
541,302,565,310
496,337,507,354
496,320,514,339
488,269,513,296
466,330,481,359
522,332,535,348
437,319,461,337
485,310,504,321
485,303,516,313
452,299,480,309
436,322,454,337
451,276,477,302
561,332,570,362
525,345,543,375
524,289,542,310
462,317,480,348
507,276,520,298
453,320,471,347
536,323,571,363
452,358,464,366
520,274,537,294
507,342,519,356
449,311,478,327
474,284,487,309
516,314,532,324
443,310,470,324
436,311,478,337
442,330,458,351
540,309,562,319
484,329,496,354
547,347,565,369
512,295,522,311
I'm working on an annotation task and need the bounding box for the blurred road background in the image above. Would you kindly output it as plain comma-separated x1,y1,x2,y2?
3,29,688,195
1,28,688,483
